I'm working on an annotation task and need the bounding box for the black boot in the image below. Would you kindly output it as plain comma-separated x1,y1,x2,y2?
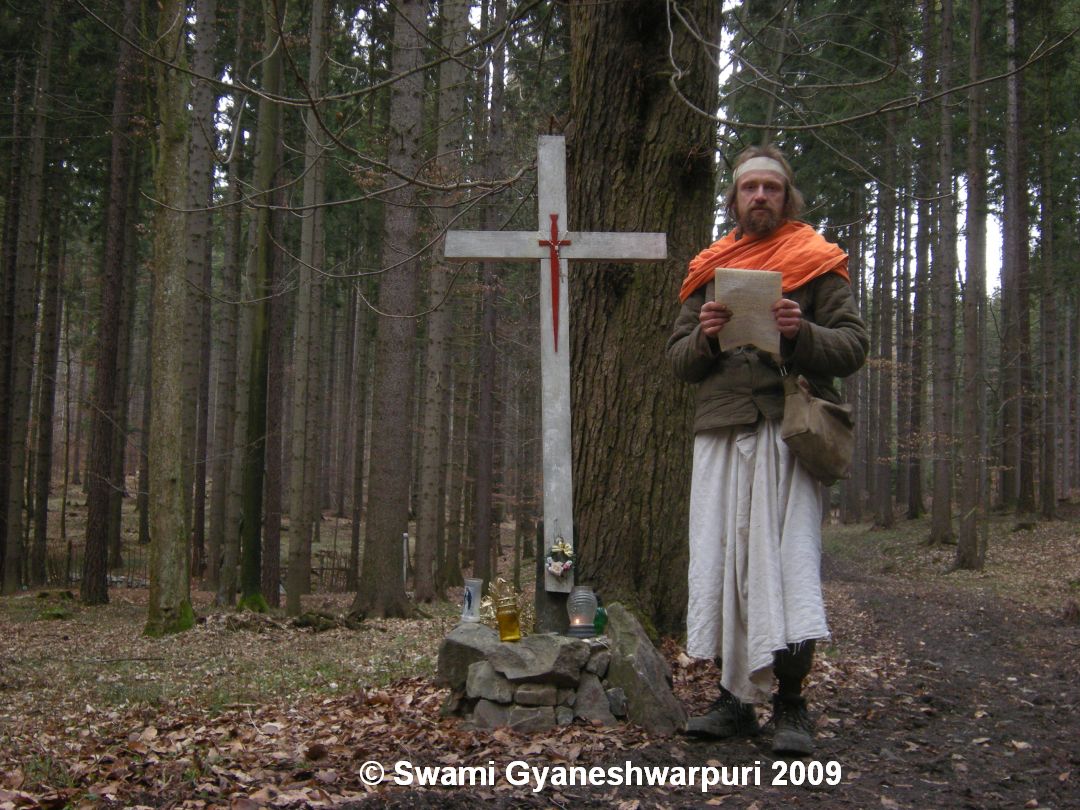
771,694,815,755
684,686,760,739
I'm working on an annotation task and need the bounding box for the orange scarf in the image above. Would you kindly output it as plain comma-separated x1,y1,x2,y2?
678,220,849,302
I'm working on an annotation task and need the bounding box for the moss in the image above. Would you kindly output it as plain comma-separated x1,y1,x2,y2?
237,592,270,614
144,598,196,637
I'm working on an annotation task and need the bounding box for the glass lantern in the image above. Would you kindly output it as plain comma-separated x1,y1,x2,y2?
461,578,483,623
566,585,598,638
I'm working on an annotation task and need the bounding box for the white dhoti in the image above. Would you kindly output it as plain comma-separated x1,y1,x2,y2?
686,418,828,703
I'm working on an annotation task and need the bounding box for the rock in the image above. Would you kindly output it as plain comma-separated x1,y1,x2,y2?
436,623,501,689
466,660,514,703
439,687,470,717
556,706,575,726
514,683,558,706
604,603,687,736
573,672,617,726
487,633,590,687
507,705,556,733
472,699,511,728
606,687,628,718
557,688,576,707
586,649,611,677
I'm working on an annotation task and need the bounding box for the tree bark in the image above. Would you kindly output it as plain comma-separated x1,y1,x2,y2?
568,0,721,634
929,0,956,545
350,0,427,619
471,0,506,589
82,0,138,603
956,0,987,570
415,0,468,602
187,0,219,579
145,0,194,636
31,177,64,585
5,0,55,594
237,0,286,613
285,0,329,615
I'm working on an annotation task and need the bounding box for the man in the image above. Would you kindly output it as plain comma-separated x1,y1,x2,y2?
667,145,868,755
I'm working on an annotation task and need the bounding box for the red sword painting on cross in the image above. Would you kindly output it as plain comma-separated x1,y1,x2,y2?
538,213,571,352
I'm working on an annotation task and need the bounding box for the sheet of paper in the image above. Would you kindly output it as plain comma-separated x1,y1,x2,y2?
713,267,782,355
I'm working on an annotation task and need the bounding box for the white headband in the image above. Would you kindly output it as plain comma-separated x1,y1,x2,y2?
732,156,788,184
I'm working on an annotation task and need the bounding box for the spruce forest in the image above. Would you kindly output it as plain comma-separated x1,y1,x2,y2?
3,0,1080,807
1,0,1078,625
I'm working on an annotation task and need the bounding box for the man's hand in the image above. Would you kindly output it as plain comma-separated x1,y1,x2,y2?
772,298,802,340
699,301,732,338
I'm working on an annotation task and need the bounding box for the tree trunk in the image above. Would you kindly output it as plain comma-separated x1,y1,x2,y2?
1036,52,1057,521
929,0,956,545
908,0,936,521
0,56,26,584
956,0,987,569
471,0,506,589
1000,0,1023,511
82,0,138,603
262,172,287,608
5,0,55,594
415,0,468,603
187,0,219,578
206,0,249,589
107,175,141,569
30,180,64,585
137,282,153,547
145,0,194,636
350,0,427,619
285,0,329,615
237,0,285,613
874,112,896,529
568,0,721,634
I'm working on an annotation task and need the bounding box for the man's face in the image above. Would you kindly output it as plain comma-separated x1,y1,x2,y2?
735,170,786,236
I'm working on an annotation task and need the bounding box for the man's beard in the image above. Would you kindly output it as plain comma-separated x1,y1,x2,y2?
740,206,782,236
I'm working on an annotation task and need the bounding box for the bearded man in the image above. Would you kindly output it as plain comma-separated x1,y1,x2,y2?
667,145,868,755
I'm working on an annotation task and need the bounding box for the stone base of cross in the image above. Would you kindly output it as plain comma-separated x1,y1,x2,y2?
445,135,666,603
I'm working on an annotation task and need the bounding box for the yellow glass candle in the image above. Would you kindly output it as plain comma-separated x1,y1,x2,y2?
496,598,521,642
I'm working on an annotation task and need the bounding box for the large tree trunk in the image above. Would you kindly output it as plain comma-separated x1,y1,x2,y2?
145,0,194,636
350,0,427,619
568,0,721,635
929,0,956,545
415,0,469,603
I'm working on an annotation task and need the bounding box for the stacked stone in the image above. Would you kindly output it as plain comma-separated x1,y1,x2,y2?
436,603,686,736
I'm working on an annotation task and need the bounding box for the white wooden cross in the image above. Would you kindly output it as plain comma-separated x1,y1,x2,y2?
445,135,666,593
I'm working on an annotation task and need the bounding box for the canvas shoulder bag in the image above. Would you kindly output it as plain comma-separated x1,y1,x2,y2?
779,366,855,485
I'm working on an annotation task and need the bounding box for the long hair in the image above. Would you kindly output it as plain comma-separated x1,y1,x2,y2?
722,145,805,223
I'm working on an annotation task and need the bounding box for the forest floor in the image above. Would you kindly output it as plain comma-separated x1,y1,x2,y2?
2,509,1080,809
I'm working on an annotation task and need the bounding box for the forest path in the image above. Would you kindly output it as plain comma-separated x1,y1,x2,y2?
349,547,1080,809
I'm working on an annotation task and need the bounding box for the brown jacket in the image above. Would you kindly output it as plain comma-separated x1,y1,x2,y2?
667,270,868,434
